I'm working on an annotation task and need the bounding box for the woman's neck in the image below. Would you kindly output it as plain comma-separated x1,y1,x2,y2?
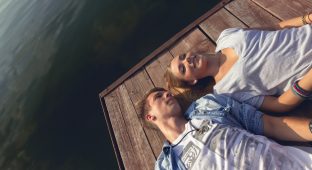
213,48,239,83
213,52,227,82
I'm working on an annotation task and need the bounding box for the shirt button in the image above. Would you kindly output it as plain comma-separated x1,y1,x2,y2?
163,148,169,154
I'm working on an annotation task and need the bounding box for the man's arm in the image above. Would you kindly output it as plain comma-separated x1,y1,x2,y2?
263,114,312,141
260,68,312,113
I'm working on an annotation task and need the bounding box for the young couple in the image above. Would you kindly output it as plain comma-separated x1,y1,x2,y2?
139,14,312,169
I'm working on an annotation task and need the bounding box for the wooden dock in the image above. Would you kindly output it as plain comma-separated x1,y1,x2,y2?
99,0,312,169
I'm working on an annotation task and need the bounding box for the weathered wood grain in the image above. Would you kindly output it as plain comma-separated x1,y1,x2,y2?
124,70,165,157
124,70,155,107
105,85,156,170
145,52,173,88
104,92,138,170
226,0,280,27
115,84,156,170
199,8,247,42
253,0,312,20
169,29,208,56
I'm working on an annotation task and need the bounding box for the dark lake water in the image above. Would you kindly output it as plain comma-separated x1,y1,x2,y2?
0,0,219,169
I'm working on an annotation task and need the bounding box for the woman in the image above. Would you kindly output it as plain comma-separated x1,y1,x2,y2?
165,13,312,113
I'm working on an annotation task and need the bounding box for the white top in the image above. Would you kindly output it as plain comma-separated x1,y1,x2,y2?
172,119,312,170
214,25,312,108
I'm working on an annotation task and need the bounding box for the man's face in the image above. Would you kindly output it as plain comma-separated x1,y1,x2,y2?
146,90,181,121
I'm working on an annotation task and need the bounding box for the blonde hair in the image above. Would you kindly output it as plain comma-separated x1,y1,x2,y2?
164,40,215,111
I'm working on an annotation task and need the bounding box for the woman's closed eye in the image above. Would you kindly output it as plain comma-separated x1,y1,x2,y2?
179,53,186,61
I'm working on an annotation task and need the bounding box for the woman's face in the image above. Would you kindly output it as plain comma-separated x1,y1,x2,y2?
170,51,212,82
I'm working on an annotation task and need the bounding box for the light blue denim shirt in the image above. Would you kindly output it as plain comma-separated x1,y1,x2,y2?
155,94,264,170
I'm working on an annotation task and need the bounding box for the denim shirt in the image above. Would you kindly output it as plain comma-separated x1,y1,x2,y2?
155,94,264,170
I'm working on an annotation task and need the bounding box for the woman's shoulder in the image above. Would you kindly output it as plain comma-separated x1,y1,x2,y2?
219,27,243,36
215,28,246,53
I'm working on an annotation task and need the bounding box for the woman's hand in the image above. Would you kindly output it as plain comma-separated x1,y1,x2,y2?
261,69,312,113
298,68,312,91
278,12,312,29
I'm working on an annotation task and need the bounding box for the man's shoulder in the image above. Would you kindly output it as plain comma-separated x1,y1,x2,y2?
184,94,231,118
193,93,229,107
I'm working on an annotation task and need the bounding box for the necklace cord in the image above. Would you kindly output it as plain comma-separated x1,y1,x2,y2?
171,121,199,148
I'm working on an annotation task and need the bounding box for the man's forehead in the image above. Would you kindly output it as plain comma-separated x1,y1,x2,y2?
146,90,166,102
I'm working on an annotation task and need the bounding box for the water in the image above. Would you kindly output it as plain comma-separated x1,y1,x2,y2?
0,0,219,169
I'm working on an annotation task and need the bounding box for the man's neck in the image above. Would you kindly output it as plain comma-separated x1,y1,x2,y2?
158,116,188,144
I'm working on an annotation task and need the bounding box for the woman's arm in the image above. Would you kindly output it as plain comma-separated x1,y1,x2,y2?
261,69,312,113
263,114,312,141
245,12,312,31
278,12,312,29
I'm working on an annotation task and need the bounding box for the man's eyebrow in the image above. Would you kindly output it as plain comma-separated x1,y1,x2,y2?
152,92,159,101
152,91,163,101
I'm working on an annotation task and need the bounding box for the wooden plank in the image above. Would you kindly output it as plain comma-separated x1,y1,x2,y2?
145,52,173,88
114,84,156,170
199,8,247,42
124,70,165,157
225,0,280,27
99,0,232,98
124,70,155,106
105,86,156,170
252,0,312,20
104,92,138,169
158,52,174,71
100,97,124,170
169,29,208,56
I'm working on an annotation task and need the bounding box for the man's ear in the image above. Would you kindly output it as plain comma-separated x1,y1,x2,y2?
145,114,156,121
188,79,197,85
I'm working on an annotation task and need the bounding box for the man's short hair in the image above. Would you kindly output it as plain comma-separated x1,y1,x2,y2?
137,87,166,129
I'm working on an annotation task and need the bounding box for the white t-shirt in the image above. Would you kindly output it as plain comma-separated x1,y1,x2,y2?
214,25,312,108
172,119,312,169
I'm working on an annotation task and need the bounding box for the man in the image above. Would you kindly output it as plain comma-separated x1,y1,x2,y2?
138,87,312,170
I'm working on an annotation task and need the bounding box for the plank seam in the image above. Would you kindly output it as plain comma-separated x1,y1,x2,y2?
100,96,125,170
114,89,140,168
222,7,250,28
250,0,283,21
197,25,217,45
144,66,158,88
159,54,173,73
124,69,159,159
118,84,157,168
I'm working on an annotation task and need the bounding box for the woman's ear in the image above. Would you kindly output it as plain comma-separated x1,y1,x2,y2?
188,79,197,85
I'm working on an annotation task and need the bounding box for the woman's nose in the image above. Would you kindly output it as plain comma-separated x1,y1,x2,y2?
186,57,191,64
164,91,171,98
